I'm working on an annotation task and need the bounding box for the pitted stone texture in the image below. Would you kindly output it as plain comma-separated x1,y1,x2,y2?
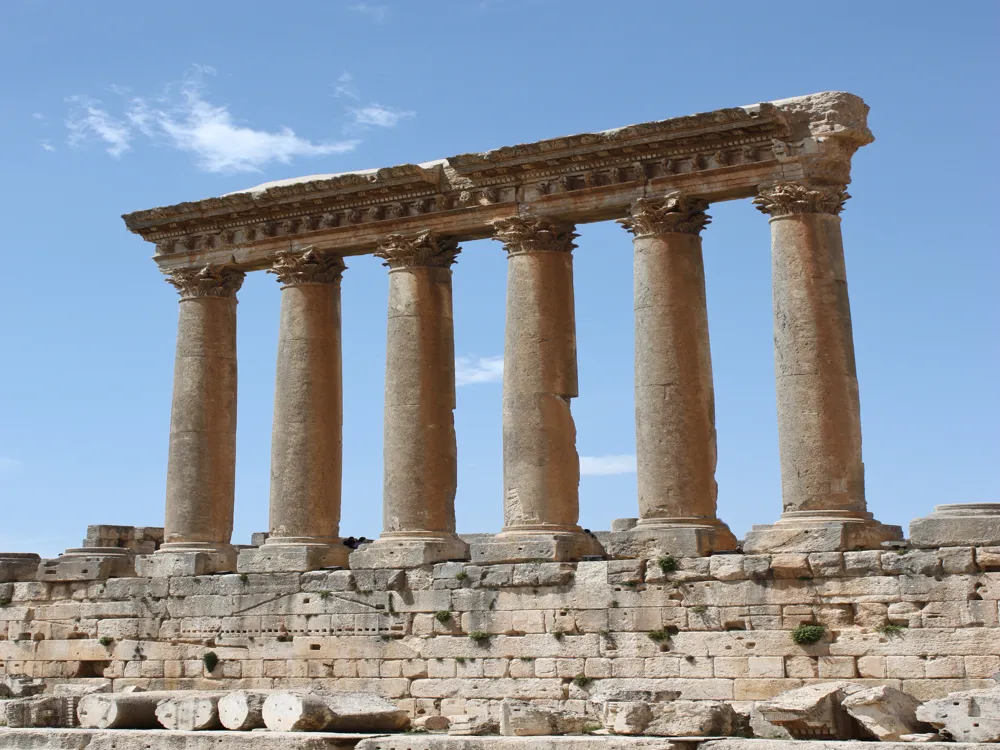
644,700,745,737
0,554,41,583
603,525,735,559
218,689,269,730
757,682,866,740
78,691,177,729
238,543,349,573
910,504,1000,549
744,517,902,554
351,537,470,570
499,699,588,736
471,533,603,565
0,728,373,748
135,548,237,577
155,692,224,730
38,549,135,582
840,684,927,741
263,691,410,733
915,685,1000,743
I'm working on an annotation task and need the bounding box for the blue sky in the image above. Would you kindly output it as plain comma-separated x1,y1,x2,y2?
0,1,996,557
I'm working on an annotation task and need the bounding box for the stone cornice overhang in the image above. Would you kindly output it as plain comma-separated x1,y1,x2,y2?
122,91,874,272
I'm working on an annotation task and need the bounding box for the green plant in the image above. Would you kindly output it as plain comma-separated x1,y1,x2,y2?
435,610,452,624
0,598,11,608
202,651,219,673
598,628,611,637
791,623,826,645
647,629,672,644
610,600,619,608
572,673,594,688
318,590,332,600
238,573,249,583
690,605,708,614
276,633,292,643
468,630,490,643
455,571,469,581
657,556,678,573
455,656,466,664
876,623,907,638
98,636,114,647
621,581,637,589
895,548,910,555
379,634,392,642
551,628,565,640
386,595,395,614
519,656,534,661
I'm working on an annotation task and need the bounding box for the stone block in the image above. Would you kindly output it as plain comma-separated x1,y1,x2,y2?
470,532,603,565
756,681,866,739
709,555,745,581
881,549,941,577
744,518,902,554
916,685,1000,743
350,537,469,569
37,549,135,582
601,523,737,559
910,503,1000,548
238,544,349,573
841,684,928,741
0,555,41,583
135,548,236,577
938,546,977,574
499,698,588,736
843,550,882,576
806,552,843,577
770,554,810,579
645,700,744,737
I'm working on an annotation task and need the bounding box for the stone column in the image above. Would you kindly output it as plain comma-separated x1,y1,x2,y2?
744,183,901,552
238,249,350,573
146,265,244,577
470,217,603,564
605,194,736,558
350,232,469,568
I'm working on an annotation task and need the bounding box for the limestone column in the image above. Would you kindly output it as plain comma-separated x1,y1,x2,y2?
157,264,244,574
744,183,901,552
239,249,350,573
469,217,602,564
607,194,736,557
349,232,469,568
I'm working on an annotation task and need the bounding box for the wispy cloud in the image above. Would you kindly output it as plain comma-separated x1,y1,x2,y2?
456,356,504,386
348,103,415,129
40,140,55,152
333,72,359,101
65,96,132,157
579,454,636,476
0,458,23,476
350,3,388,22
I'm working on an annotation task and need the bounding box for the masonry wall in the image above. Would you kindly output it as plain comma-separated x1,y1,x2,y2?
2,547,998,718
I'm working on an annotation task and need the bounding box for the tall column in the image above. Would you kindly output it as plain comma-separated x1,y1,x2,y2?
239,249,350,573
744,183,901,552
350,232,469,568
606,194,736,558
470,217,603,564
149,264,244,576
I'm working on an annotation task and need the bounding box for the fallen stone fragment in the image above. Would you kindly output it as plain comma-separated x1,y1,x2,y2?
645,700,745,738
916,685,1000,743
500,698,589,736
262,691,409,733
447,713,500,735
757,681,866,740
610,702,652,735
77,691,175,729
413,714,451,731
0,676,45,698
219,690,270,731
4,695,79,728
155,692,224,731
841,685,928,741
263,693,335,732
899,734,943,743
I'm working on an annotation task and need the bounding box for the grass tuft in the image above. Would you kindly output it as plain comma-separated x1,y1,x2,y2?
657,556,678,573
791,623,826,645
202,651,219,673
434,610,453,624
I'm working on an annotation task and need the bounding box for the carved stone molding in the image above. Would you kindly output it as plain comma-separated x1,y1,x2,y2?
491,217,578,255
375,232,460,269
753,183,850,218
165,265,245,299
618,194,711,237
268,248,346,285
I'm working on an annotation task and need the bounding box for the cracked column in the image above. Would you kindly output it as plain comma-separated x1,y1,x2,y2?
470,217,603,564
350,232,469,568
744,184,901,552
145,265,244,577
239,249,350,573
606,194,737,558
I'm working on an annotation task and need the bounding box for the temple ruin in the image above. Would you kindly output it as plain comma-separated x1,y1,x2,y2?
1,91,998,747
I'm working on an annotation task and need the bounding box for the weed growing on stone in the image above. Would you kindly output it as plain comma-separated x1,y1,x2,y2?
876,623,907,638
690,605,708,614
583,722,603,734
202,651,219,673
379,634,392,642
468,630,490,643
455,571,469,581
647,629,672,644
551,628,565,640
572,674,594,689
657,556,678,573
435,610,452,623
791,623,826,645
238,573,249,584
98,636,113,647
0,598,10,607
455,657,466,664
318,590,332,600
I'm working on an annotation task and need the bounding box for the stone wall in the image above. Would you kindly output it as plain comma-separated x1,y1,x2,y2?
1,548,998,718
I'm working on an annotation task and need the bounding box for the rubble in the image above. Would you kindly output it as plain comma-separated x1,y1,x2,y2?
499,699,589,736
841,685,928,741
756,682,866,740
915,685,1000,743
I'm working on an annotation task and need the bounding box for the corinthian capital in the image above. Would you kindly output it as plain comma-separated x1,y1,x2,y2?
166,265,245,299
491,216,577,254
268,248,346,285
375,232,460,269
753,183,850,218
618,194,711,237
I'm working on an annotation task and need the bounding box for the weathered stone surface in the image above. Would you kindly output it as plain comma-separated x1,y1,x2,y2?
77,691,176,729
915,685,1000,743
218,689,269,730
701,741,976,750
840,684,927,741
644,700,744,737
3,695,79,728
0,555,42,583
155,691,224,730
263,691,410,733
499,699,588,736
910,503,1000,549
413,714,451,731
263,692,336,732
756,682,865,740
361,737,682,750
0,728,371,749
448,714,500,735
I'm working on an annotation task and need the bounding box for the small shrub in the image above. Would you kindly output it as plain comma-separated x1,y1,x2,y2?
98,636,114,647
598,628,611,637
551,628,565,640
238,573,249,584
610,600,619,608
0,598,11,608
791,624,826,645
202,651,219,673
690,605,708,615
434,610,452,624
455,657,466,664
572,673,594,689
647,629,672,644
386,595,395,614
379,634,392,642
657,556,678,574
318,590,332,600
468,630,490,643
876,623,907,638
455,571,469,581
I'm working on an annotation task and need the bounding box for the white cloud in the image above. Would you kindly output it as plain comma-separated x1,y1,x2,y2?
456,356,504,386
349,103,415,129
579,454,636,476
32,112,45,121
333,72,359,101
0,458,23,476
65,96,132,157
350,3,388,22
40,140,55,152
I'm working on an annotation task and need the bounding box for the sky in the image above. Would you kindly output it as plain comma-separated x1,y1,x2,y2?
0,1,996,557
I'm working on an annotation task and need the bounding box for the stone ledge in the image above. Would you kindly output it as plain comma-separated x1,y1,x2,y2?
0,728,375,749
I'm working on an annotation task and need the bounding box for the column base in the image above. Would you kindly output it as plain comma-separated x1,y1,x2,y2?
742,510,903,553
135,543,237,578
600,518,738,558
238,539,350,573
469,527,605,564
37,548,136,582
349,533,469,569
909,503,1000,548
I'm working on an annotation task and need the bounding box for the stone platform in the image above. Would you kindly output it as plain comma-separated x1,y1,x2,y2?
0,728,372,749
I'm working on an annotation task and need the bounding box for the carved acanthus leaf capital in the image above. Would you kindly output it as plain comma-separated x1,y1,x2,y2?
268,248,346,285
618,194,711,237
375,232,460,269
753,183,850,217
491,216,578,254
165,265,245,299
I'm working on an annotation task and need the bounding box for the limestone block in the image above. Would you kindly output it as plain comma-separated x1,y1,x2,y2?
411,679,566,701
645,700,744,737
710,556,745,581
77,691,175,729
843,550,881,576
910,503,1000,548
447,713,499,735
4,695,81,728
756,681,866,739
155,692,223,730
915,685,1000,742
413,714,450,731
743,556,772,580
937,547,977,575
806,553,843,577
769,554,810,579
0,554,42,583
881,550,941,577
610,701,651,734
839,684,926,740
499,698,588,736
607,560,644,585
